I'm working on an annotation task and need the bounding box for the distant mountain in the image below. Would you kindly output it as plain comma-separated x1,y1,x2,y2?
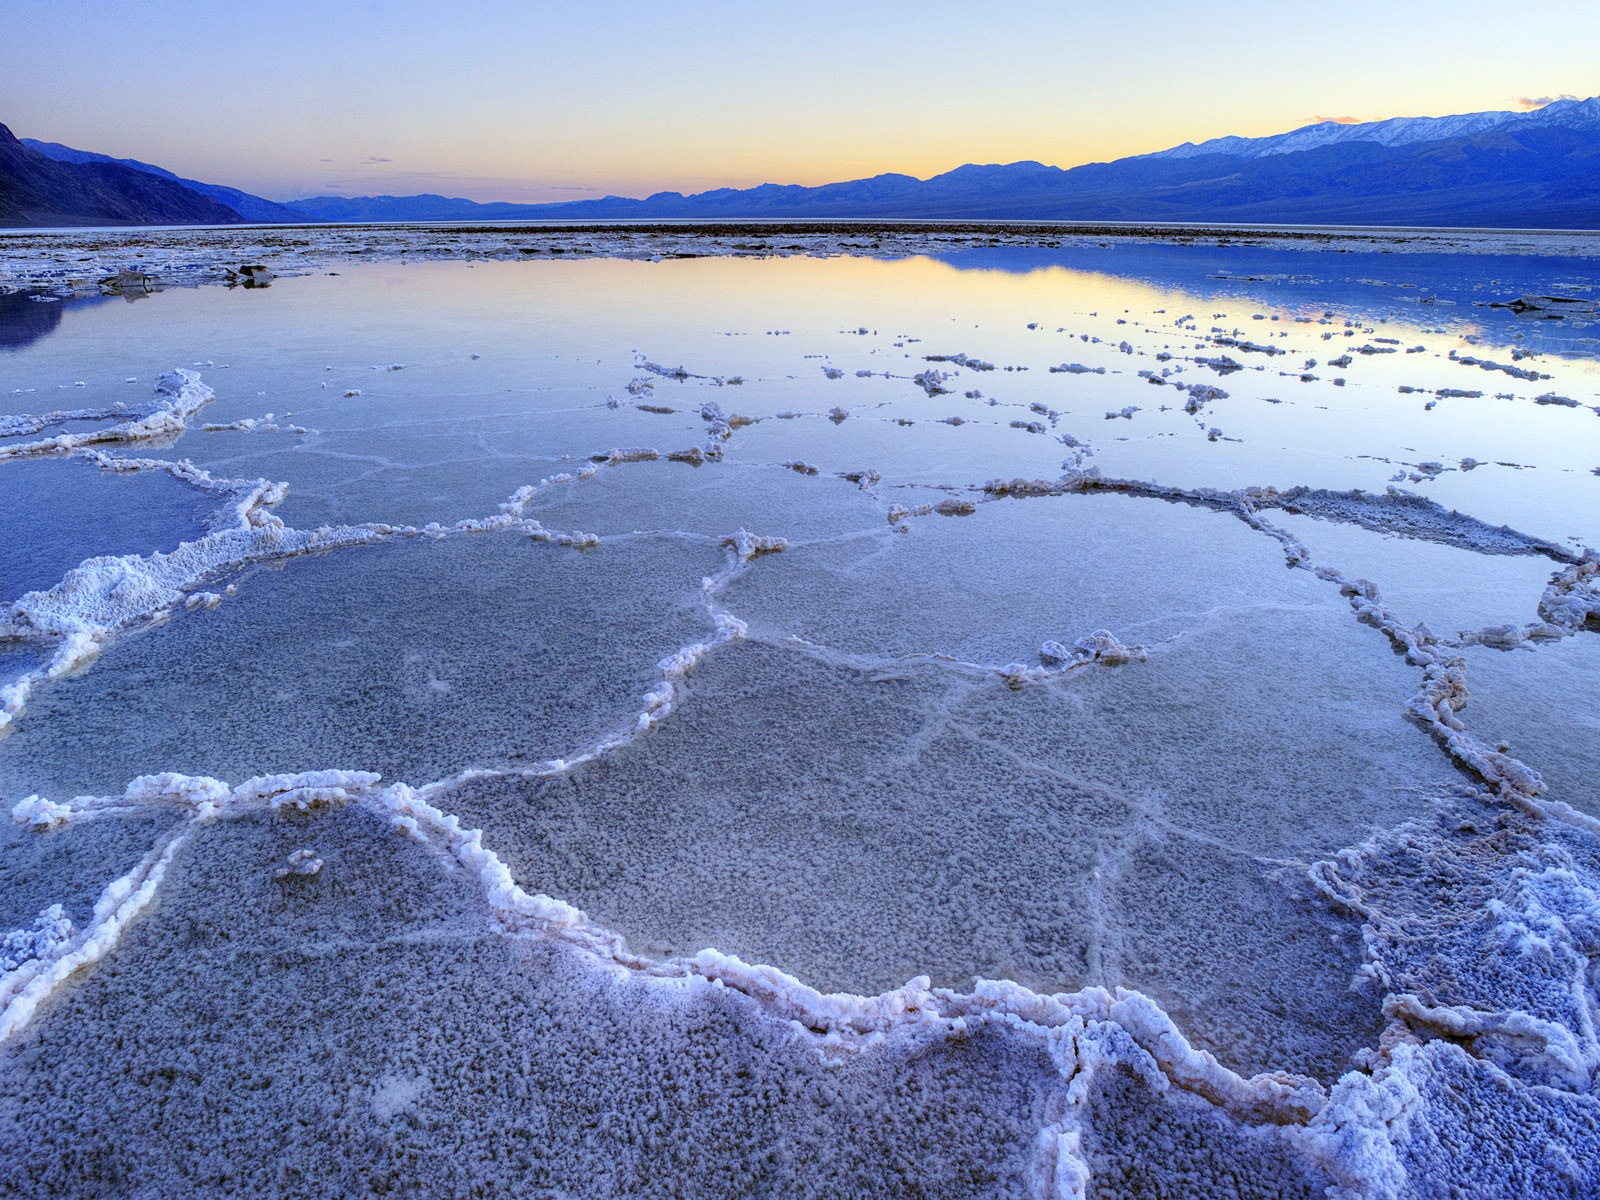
284,193,560,222
1141,96,1600,161
5,96,1598,230
20,139,308,224
277,96,1600,230
0,123,244,228
280,164,1078,225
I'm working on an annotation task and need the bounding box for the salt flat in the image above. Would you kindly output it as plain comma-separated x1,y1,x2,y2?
0,227,1596,1198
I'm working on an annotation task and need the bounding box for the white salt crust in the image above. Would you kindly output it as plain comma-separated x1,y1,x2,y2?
0,370,215,460
3,224,1599,303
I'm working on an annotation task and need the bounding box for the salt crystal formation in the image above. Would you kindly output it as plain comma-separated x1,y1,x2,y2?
0,230,1597,1197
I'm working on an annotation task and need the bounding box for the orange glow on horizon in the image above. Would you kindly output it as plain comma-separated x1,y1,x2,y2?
3,0,1595,205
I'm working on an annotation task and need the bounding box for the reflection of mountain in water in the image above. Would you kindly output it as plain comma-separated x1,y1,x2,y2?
0,290,66,350
927,244,1600,350
0,290,115,351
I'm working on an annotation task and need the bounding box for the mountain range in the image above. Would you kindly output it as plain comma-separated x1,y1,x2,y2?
16,138,308,224
0,124,241,227
3,96,1598,230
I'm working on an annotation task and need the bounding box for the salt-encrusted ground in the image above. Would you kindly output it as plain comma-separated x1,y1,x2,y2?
0,231,1597,1198
2,220,1599,301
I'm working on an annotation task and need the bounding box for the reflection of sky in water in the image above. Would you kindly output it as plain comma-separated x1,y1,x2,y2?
2,250,1592,543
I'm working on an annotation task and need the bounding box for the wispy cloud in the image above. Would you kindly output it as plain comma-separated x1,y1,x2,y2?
1312,115,1361,125
1516,94,1577,110
285,169,627,204
317,157,333,163
355,155,394,164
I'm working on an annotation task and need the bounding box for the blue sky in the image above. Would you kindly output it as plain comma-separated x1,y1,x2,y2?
3,0,1595,202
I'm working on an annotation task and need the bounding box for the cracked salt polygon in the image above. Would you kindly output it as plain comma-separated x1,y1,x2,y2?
0,532,725,798
444,616,1446,1080
1268,510,1570,636
1455,635,1600,819
721,490,1328,665
0,806,1055,1198
510,459,883,545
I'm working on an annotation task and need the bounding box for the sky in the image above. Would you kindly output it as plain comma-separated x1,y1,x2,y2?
3,0,1596,204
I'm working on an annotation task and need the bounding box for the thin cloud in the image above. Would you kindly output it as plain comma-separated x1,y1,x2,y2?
1516,94,1577,110
1312,115,1361,125
317,157,333,163
355,155,394,165
301,169,630,202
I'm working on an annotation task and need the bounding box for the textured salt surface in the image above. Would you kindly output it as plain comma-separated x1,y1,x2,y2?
0,242,1596,1197
1458,637,1600,818
0,806,1055,1199
0,810,183,935
1080,1063,1326,1199
0,532,724,798
444,612,1458,1080
1313,796,1600,1085
0,457,215,603
1385,1042,1600,1198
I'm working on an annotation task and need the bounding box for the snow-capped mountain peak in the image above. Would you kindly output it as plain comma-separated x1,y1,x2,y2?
1143,95,1600,161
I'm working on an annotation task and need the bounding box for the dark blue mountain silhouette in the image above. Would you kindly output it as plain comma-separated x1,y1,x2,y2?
7,97,1598,229
20,139,307,224
282,97,1600,229
0,123,243,228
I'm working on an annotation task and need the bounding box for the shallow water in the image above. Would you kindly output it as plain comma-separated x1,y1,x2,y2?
0,457,215,603
0,240,1597,1198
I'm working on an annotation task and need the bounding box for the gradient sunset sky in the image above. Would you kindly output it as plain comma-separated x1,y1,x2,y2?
4,0,1596,204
